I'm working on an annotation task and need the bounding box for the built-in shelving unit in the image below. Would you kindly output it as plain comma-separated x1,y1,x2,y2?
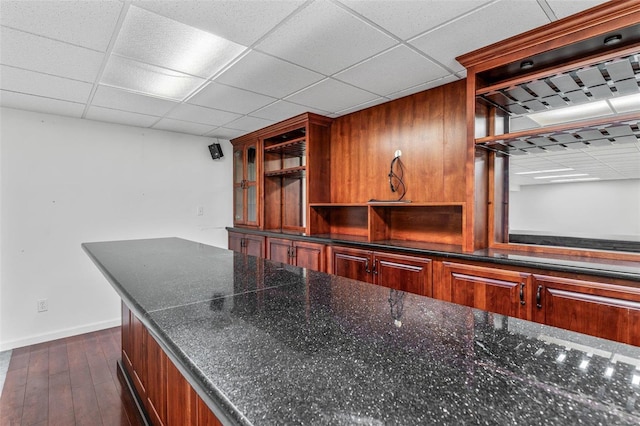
457,1,640,259
474,50,640,155
309,202,466,247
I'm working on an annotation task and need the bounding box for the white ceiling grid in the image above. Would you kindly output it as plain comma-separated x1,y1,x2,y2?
4,0,636,187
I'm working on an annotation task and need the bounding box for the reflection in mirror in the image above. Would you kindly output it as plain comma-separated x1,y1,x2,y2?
501,54,640,252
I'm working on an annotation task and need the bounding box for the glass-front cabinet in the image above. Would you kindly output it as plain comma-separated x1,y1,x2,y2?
232,138,260,227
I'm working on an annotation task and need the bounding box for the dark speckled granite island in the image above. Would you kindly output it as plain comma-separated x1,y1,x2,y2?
83,237,640,425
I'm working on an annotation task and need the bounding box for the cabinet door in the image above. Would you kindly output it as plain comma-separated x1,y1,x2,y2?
293,240,325,272
166,357,198,425
374,252,432,297
121,302,133,372
130,313,148,399
233,142,260,227
266,237,291,264
228,232,243,253
197,394,223,426
533,275,640,345
442,262,530,319
330,247,372,283
244,234,265,258
146,333,167,426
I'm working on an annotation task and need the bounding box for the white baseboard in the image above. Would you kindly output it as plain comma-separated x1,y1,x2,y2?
0,318,121,351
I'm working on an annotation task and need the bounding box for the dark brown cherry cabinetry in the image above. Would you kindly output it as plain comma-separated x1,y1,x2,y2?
266,237,325,272
121,303,223,426
232,136,260,228
329,246,432,297
532,275,640,346
438,262,531,320
262,113,332,233
228,231,264,258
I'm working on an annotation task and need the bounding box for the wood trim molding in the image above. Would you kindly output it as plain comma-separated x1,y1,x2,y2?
456,0,640,71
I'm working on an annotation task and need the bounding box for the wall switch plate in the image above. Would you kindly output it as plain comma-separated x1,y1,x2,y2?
37,299,48,312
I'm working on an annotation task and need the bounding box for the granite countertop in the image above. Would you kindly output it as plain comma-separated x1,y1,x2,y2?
83,237,640,425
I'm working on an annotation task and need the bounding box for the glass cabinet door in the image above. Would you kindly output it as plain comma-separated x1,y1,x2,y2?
232,142,259,227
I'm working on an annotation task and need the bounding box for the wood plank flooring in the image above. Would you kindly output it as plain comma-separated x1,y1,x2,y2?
0,327,143,426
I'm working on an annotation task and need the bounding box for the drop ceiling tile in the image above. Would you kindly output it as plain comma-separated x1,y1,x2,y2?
334,45,449,96
167,103,241,126
286,79,378,113
92,85,178,116
341,0,492,40
215,51,324,98
0,90,85,117
187,82,276,114
101,55,205,100
0,65,92,103
0,0,122,52
410,0,549,73
0,27,105,83
205,127,246,140
152,117,216,136
251,100,329,122
113,6,246,79
85,106,160,128
225,116,275,132
546,0,609,19
132,0,305,46
256,0,397,75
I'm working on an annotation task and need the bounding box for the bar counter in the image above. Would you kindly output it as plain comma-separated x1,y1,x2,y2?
83,237,640,425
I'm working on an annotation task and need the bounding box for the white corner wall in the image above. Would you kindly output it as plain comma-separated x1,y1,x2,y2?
0,108,233,350
509,179,640,240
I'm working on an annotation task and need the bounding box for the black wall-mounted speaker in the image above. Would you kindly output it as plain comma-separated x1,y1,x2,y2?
208,143,224,160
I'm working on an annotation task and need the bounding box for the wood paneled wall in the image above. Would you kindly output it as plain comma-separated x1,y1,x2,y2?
329,80,467,204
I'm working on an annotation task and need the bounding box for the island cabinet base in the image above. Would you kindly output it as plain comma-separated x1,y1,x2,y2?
121,303,223,426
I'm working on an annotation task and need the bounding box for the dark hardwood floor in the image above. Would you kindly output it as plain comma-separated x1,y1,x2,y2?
0,327,143,426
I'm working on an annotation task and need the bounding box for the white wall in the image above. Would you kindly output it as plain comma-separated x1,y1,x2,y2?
509,179,640,240
0,108,233,350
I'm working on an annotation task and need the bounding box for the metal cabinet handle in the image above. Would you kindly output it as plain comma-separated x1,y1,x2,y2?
365,258,371,274
536,285,543,308
519,282,526,305
290,246,296,259
373,259,378,275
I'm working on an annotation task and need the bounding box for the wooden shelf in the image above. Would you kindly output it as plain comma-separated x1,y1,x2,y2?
475,113,640,151
263,137,306,157
309,202,466,246
264,166,306,178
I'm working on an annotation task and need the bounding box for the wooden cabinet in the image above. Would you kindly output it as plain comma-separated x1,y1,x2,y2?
228,231,264,258
121,302,224,426
261,113,332,233
329,246,432,296
438,262,530,319
166,357,198,425
266,237,325,272
146,333,167,426
532,275,640,346
457,2,640,258
232,137,260,227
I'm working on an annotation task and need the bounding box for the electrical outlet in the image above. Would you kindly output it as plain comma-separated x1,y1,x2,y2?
394,149,402,158
197,206,204,216
37,299,48,313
